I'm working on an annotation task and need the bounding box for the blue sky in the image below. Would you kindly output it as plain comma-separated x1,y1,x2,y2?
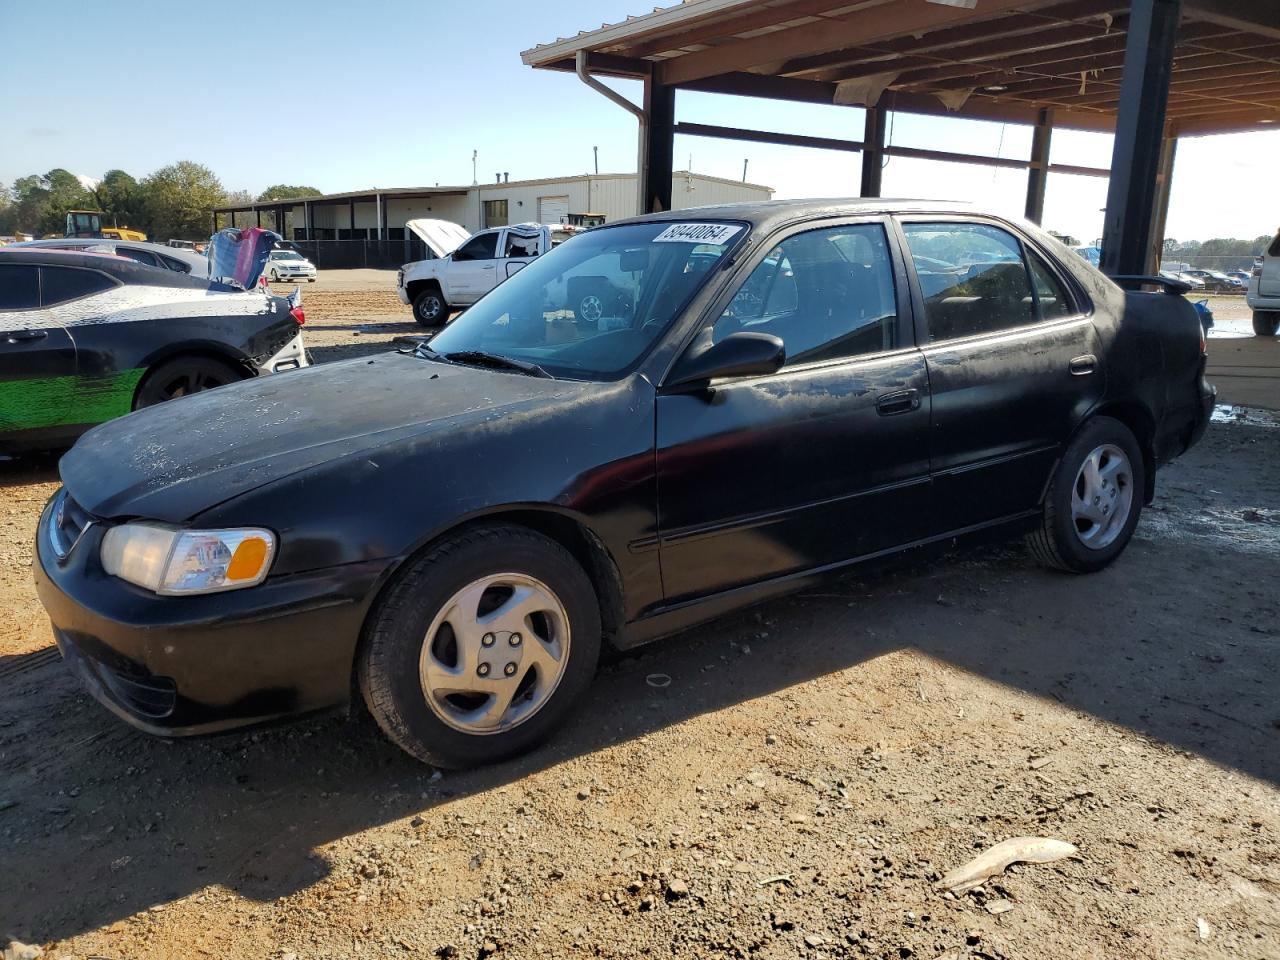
2,0,1276,244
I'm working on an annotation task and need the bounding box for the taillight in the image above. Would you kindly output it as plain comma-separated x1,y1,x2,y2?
290,306,305,326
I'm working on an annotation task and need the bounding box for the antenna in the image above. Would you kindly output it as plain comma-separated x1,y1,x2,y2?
742,159,749,182
472,150,478,185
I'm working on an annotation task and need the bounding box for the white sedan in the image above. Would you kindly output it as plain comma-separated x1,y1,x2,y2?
266,249,317,282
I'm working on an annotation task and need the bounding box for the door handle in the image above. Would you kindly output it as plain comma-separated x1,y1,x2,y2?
7,329,47,343
1069,354,1097,376
876,388,921,416
482,264,495,270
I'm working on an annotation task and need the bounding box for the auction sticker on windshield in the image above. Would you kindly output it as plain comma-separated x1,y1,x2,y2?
652,223,743,245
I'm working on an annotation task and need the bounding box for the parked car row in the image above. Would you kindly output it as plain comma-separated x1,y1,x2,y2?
32,200,1214,769
0,245,309,453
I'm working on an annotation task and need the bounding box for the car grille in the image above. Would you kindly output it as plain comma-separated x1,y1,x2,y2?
48,490,94,559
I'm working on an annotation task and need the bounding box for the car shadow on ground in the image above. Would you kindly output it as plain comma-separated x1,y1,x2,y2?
4,501,1277,942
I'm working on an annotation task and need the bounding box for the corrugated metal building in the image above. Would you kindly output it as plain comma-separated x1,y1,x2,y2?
212,171,771,268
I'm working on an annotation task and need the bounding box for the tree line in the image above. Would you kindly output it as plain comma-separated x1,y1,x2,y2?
0,162,321,242
1162,235,1274,271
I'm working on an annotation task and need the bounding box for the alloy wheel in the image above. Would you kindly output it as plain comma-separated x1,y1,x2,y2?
1071,443,1134,550
419,573,571,734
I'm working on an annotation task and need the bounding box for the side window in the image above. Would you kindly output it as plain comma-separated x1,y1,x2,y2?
0,264,40,310
1026,250,1074,320
159,255,192,273
1267,232,1280,258
903,222,1034,342
117,248,159,267
39,266,117,307
713,224,898,366
454,232,498,262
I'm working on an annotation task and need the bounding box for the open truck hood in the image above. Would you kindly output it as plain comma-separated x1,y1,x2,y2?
405,219,472,258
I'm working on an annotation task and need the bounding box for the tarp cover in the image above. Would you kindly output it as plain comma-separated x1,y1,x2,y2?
207,227,280,289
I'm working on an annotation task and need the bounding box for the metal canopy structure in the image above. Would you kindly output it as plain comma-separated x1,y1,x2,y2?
523,0,1280,275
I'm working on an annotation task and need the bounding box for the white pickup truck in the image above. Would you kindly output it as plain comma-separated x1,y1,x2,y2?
397,220,553,326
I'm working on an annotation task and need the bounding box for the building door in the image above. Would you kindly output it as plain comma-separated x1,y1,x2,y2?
538,196,569,226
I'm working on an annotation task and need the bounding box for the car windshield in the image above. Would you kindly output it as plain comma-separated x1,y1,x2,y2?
272,251,304,260
426,220,746,380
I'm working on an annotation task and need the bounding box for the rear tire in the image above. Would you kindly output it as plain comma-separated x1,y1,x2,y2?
1253,311,1279,337
412,286,448,326
134,356,243,409
268,268,279,282
357,524,601,768
1028,416,1144,574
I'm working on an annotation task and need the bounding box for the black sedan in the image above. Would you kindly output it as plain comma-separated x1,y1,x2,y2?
34,201,1214,767
1,248,307,453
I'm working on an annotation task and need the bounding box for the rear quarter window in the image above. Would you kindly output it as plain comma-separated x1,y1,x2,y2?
39,266,118,307
0,263,40,310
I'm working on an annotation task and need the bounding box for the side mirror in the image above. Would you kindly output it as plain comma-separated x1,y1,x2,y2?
667,332,785,389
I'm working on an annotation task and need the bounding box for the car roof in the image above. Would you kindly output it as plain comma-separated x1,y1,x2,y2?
0,247,228,290
606,198,984,234
11,237,207,269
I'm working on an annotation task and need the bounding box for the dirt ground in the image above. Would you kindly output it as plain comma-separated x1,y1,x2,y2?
2,272,1279,960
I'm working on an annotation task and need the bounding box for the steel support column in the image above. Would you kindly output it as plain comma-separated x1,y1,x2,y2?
304,202,312,240
1100,0,1182,276
1148,136,1178,273
642,69,675,213
860,106,885,198
348,200,356,239
255,208,261,229
1025,108,1054,225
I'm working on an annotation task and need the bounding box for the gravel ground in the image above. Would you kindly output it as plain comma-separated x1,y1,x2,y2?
2,272,1278,959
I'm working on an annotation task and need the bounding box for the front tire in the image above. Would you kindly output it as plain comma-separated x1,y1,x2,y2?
412,286,448,326
357,525,601,768
1253,311,1279,337
269,268,279,282
1028,416,1144,574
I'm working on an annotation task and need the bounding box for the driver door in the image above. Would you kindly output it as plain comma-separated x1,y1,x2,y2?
0,263,78,449
450,231,500,303
654,220,932,604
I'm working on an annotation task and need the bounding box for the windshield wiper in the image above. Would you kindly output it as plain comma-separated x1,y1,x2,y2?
443,350,553,379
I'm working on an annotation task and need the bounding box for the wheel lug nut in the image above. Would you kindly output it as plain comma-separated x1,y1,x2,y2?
509,633,522,646
504,662,517,677
477,663,490,677
482,633,495,647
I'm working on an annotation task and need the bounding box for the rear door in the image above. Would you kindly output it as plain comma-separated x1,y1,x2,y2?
0,263,78,448
897,218,1103,533
655,219,932,603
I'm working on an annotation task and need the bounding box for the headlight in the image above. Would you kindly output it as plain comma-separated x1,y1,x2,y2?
101,523,276,595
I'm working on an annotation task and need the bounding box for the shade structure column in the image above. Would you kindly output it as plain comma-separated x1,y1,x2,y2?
1100,0,1182,276
860,106,885,198
1025,108,1054,225
642,67,675,213
1147,136,1178,273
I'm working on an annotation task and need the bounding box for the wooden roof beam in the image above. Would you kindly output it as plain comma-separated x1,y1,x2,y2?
659,0,1043,86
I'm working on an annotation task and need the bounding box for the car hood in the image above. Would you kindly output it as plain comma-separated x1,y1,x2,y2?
60,352,592,522
405,218,472,258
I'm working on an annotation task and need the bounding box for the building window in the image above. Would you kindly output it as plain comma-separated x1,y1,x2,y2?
483,200,509,228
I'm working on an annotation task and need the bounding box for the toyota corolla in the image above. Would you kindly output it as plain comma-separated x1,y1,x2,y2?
34,200,1214,768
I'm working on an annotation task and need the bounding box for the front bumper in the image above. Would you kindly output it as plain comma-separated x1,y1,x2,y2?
34,493,390,736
